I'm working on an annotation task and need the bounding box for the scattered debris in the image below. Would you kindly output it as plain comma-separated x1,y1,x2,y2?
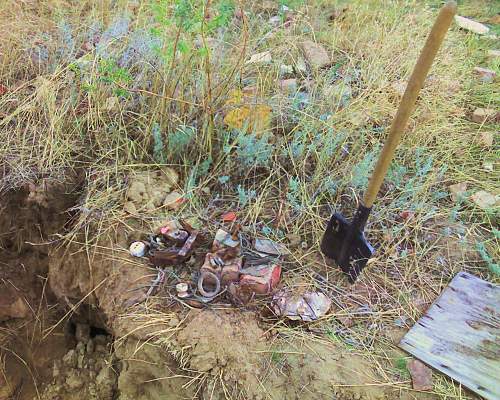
448,182,467,202
471,190,498,209
471,108,499,124
400,272,500,400
254,238,289,256
473,67,496,83
147,220,200,267
176,282,190,298
221,211,237,222
146,268,165,297
300,40,331,69
454,16,490,35
237,263,281,295
272,290,332,321
246,51,272,65
129,241,147,257
407,359,433,391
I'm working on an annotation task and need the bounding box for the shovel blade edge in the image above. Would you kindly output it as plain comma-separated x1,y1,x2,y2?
320,213,375,282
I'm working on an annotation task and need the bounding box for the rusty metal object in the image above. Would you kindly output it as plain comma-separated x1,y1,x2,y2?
197,271,221,298
148,220,200,267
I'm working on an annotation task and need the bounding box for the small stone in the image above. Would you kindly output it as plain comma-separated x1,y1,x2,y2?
279,78,297,94
407,359,433,391
454,16,490,35
62,349,78,368
449,182,468,202
123,201,137,214
300,40,330,69
86,338,95,354
66,371,84,390
471,190,498,209
75,323,90,343
168,316,181,327
471,108,498,124
246,51,272,65
473,67,496,83
479,131,494,147
487,50,500,59
163,191,184,210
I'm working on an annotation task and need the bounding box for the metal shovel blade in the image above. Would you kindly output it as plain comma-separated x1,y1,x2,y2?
320,213,374,282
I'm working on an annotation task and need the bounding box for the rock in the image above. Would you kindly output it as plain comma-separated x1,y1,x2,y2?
75,322,90,343
407,359,433,391
479,131,494,147
0,289,29,322
448,182,467,202
487,49,500,59
454,16,489,35
473,67,496,83
471,108,498,124
246,51,272,65
163,191,184,210
62,349,78,368
279,78,297,94
471,190,498,209
86,338,95,354
123,201,137,214
65,371,84,390
300,40,330,69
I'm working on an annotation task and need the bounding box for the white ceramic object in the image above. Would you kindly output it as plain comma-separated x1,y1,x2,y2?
129,241,146,257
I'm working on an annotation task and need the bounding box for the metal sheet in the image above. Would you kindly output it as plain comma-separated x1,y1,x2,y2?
400,271,500,400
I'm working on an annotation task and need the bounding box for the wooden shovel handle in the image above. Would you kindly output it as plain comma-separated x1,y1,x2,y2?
363,1,457,208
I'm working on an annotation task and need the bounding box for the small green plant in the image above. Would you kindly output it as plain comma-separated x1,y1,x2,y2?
235,132,273,168
394,357,410,378
287,176,302,212
476,242,500,276
351,146,379,189
98,58,133,96
167,125,195,157
237,185,256,207
152,122,165,163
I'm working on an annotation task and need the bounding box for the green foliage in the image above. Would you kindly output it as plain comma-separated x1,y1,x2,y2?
287,176,302,212
152,122,165,163
167,125,195,157
476,242,500,276
235,132,273,168
98,58,133,96
237,185,256,207
394,357,410,378
351,146,379,189
218,175,230,184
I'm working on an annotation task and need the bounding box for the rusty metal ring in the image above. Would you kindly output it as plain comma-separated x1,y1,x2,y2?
197,271,221,298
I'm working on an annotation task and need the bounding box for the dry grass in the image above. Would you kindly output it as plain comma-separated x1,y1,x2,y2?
0,0,499,399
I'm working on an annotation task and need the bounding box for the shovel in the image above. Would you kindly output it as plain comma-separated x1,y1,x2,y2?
320,1,457,282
